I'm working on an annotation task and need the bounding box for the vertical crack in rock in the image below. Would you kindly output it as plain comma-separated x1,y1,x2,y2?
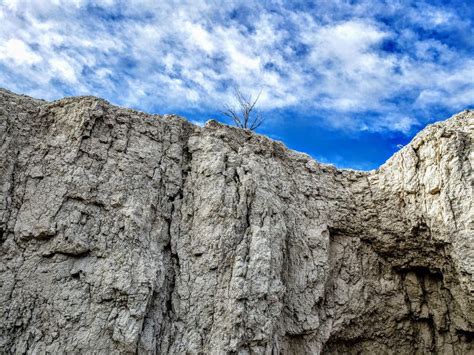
0,89,472,354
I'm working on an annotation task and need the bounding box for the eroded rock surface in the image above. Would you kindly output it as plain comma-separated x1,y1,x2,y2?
0,88,472,354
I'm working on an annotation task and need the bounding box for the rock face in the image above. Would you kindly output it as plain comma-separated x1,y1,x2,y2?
0,88,472,354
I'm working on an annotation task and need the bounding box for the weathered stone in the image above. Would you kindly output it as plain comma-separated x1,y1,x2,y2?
0,88,472,354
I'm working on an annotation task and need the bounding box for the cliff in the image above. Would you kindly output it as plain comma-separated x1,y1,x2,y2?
0,88,472,354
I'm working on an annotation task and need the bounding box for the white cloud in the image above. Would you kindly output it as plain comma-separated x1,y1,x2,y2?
0,0,471,134
0,38,42,65
49,57,78,83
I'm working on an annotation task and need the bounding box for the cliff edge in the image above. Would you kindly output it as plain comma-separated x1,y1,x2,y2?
0,88,472,354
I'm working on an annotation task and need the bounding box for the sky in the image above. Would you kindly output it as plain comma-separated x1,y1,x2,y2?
0,0,472,170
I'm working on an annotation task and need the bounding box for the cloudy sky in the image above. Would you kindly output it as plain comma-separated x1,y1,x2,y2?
0,0,472,169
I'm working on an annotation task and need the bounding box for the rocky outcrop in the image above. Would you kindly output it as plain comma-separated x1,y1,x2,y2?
0,88,472,354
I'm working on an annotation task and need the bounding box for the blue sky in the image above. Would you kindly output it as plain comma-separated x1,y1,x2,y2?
0,0,472,170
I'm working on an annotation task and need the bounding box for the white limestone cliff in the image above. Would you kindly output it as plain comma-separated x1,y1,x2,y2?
0,88,472,354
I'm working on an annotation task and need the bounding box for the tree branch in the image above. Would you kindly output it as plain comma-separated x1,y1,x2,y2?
222,88,264,131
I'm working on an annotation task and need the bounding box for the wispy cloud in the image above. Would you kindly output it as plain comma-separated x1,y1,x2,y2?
0,0,472,134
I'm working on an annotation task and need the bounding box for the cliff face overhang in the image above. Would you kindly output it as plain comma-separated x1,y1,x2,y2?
0,88,472,354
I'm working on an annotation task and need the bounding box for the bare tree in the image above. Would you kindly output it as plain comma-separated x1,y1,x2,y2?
222,88,264,130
